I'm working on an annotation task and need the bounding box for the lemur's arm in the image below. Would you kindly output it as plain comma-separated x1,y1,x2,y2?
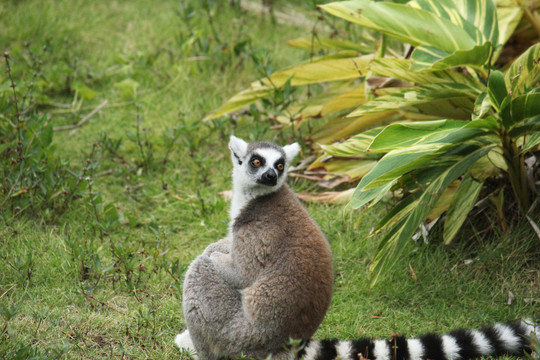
202,236,232,256
209,251,245,289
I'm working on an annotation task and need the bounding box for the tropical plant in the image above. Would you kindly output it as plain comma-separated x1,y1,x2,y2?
206,0,540,283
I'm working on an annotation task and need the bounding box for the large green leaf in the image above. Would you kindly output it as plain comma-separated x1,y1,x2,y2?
369,145,495,285
372,194,417,234
443,174,483,244
453,0,499,45
472,91,492,120
321,0,501,71
508,115,540,138
496,6,523,47
509,93,540,125
348,181,396,210
368,117,498,151
410,42,493,71
277,84,362,123
359,121,498,191
320,127,385,157
261,55,371,88
523,131,540,152
371,166,452,234
367,120,467,151
398,98,476,120
369,58,482,88
409,0,489,43
348,83,480,117
320,0,476,52
487,70,508,111
505,43,540,96
358,144,448,190
205,55,371,120
312,111,398,145
320,87,367,117
305,154,378,187
397,0,498,70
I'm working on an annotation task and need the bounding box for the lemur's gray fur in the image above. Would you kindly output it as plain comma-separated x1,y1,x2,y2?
176,136,333,359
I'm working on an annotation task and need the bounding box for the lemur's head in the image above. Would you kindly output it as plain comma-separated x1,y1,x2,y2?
229,135,300,192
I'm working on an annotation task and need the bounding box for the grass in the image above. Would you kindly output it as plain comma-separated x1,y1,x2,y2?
0,0,539,359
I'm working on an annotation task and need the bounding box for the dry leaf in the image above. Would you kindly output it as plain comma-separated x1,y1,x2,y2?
408,264,417,282
219,190,232,201
171,194,183,201
296,189,355,204
526,215,540,240
507,291,514,305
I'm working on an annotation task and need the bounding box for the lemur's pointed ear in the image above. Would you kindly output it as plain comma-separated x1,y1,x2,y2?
229,135,248,163
283,143,300,161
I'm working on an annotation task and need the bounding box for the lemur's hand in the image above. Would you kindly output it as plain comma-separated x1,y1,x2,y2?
202,236,232,256
209,251,232,269
209,251,245,288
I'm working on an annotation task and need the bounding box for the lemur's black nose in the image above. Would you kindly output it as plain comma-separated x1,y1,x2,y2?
265,170,276,180
258,169,277,186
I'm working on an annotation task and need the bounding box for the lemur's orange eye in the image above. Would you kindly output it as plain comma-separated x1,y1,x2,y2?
252,159,262,167
276,163,284,171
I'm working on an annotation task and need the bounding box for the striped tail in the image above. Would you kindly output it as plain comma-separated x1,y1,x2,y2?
293,319,539,360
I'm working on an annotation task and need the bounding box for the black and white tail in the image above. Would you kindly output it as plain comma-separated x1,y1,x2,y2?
293,319,539,360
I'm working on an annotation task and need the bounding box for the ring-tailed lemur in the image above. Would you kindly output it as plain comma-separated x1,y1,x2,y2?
176,135,334,360
176,136,539,360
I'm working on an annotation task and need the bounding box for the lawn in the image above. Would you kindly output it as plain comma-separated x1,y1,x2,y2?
0,0,539,359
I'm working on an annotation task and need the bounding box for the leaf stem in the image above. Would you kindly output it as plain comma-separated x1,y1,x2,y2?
501,130,530,214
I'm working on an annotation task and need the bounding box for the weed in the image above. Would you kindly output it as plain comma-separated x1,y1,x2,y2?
5,252,34,288
248,49,301,140
128,105,155,173
0,51,91,222
0,300,22,340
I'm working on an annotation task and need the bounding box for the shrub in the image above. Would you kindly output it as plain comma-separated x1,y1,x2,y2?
0,51,90,221
206,0,540,283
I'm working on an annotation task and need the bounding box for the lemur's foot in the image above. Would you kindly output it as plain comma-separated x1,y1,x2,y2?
175,330,198,359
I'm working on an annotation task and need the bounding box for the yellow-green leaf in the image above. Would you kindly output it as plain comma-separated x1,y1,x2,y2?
204,85,273,121
369,58,482,88
261,55,371,88
312,111,397,145
443,175,483,244
505,43,540,96
369,145,494,285
320,0,476,53
205,56,371,120
320,87,366,116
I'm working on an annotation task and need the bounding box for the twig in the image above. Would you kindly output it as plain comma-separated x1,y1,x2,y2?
94,169,115,178
84,293,127,314
53,100,108,133
527,215,540,241
527,199,540,240
49,100,132,114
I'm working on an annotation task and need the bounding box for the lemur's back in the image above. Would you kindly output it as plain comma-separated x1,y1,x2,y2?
232,185,333,340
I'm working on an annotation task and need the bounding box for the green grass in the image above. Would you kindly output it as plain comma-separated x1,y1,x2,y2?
1,1,539,359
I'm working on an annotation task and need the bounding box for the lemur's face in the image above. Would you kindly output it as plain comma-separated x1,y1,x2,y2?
229,136,300,190
246,147,285,187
